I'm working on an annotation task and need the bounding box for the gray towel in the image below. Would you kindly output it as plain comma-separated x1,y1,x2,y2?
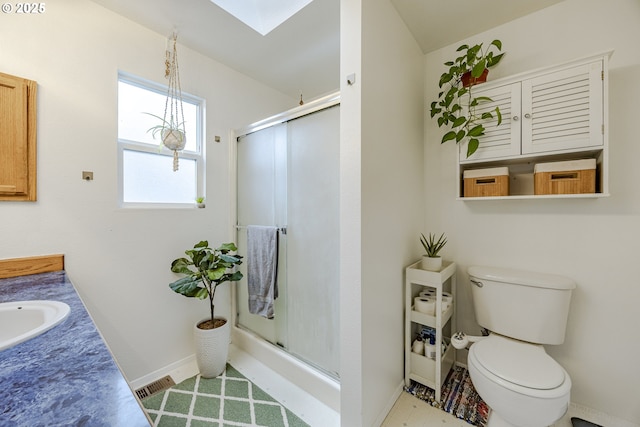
247,225,279,319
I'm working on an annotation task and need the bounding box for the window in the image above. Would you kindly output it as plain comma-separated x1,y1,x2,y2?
117,72,204,207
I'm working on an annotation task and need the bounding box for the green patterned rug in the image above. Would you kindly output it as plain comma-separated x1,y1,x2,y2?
141,364,310,427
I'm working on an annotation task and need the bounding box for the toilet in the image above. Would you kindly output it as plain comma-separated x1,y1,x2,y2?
455,266,576,427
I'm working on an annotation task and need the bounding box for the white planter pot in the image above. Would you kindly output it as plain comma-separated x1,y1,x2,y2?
421,256,442,272
193,316,230,378
162,128,186,151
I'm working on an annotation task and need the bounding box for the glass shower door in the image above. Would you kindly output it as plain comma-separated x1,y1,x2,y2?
236,123,288,349
285,106,340,377
236,106,340,379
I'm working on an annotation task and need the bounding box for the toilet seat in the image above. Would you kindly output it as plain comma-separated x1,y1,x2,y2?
469,335,569,398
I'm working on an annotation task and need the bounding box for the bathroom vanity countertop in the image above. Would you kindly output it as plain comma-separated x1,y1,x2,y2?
0,271,151,426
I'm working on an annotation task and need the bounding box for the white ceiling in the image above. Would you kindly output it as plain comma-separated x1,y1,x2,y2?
90,0,564,99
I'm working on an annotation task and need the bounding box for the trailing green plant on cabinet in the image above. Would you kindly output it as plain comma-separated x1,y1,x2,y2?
430,40,505,158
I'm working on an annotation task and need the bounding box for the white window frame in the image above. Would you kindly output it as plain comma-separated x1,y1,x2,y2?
117,71,205,208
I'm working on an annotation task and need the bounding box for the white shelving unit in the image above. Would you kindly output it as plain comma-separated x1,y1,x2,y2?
404,260,456,402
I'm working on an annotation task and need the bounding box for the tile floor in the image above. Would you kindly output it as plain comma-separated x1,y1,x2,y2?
381,392,469,426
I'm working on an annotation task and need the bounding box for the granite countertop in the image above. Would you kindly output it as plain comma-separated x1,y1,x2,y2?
0,271,151,427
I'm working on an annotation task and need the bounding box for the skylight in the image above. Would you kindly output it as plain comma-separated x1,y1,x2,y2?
210,0,314,36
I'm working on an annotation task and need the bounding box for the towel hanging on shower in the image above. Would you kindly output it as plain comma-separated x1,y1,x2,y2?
247,225,279,319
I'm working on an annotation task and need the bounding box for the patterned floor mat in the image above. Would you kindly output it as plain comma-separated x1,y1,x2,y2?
405,366,490,426
141,364,310,427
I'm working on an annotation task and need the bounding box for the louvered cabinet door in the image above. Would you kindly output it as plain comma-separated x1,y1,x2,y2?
521,60,604,155
459,82,522,162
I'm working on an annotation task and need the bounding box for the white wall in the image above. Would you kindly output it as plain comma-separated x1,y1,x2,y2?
340,0,424,425
339,0,364,424
424,0,640,423
0,0,294,381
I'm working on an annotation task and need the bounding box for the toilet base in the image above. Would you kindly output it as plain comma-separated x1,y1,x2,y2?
487,404,556,427
488,411,518,427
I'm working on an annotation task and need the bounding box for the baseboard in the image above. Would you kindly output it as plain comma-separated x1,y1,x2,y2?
567,402,640,427
373,380,404,427
129,354,198,392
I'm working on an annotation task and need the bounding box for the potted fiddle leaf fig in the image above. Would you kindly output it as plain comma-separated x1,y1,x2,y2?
430,40,505,157
420,232,447,272
169,241,243,377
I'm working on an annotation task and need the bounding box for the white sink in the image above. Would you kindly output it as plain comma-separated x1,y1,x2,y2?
0,300,71,351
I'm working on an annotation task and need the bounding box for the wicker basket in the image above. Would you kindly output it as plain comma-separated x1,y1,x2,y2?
463,167,509,197
534,159,596,195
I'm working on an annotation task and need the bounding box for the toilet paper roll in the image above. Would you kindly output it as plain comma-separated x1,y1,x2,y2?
420,290,452,304
441,292,453,303
414,297,435,316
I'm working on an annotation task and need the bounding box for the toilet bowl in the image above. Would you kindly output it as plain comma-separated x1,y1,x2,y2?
467,334,571,427
460,266,576,427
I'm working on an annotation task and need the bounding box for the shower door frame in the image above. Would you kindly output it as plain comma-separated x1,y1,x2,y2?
229,91,341,373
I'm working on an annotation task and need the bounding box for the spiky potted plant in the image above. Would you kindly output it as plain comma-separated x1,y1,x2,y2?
430,40,505,157
169,241,243,377
420,233,447,271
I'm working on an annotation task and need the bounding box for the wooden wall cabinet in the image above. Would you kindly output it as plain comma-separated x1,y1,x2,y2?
0,72,37,201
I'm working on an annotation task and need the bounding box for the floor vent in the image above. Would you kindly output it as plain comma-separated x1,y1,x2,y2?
135,375,175,400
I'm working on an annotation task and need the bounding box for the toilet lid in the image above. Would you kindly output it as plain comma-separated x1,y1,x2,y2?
472,335,565,390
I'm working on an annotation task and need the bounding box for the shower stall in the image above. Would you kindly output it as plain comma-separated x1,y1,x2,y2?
232,93,340,407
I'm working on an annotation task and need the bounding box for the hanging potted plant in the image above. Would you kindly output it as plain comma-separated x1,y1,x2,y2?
169,241,243,378
144,32,187,172
430,40,505,157
144,112,186,151
420,232,447,272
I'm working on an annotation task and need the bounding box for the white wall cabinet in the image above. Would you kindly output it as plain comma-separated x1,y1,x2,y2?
457,52,611,199
459,82,522,161
404,260,456,402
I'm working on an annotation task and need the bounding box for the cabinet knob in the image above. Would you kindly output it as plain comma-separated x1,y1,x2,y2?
524,113,531,119
512,115,519,121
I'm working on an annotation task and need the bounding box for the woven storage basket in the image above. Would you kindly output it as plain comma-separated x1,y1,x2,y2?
534,159,596,195
463,167,509,197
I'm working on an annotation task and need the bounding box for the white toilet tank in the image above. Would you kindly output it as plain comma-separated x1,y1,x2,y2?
468,266,575,345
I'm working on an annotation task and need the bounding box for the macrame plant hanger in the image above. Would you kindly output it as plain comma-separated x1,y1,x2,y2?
162,31,186,172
